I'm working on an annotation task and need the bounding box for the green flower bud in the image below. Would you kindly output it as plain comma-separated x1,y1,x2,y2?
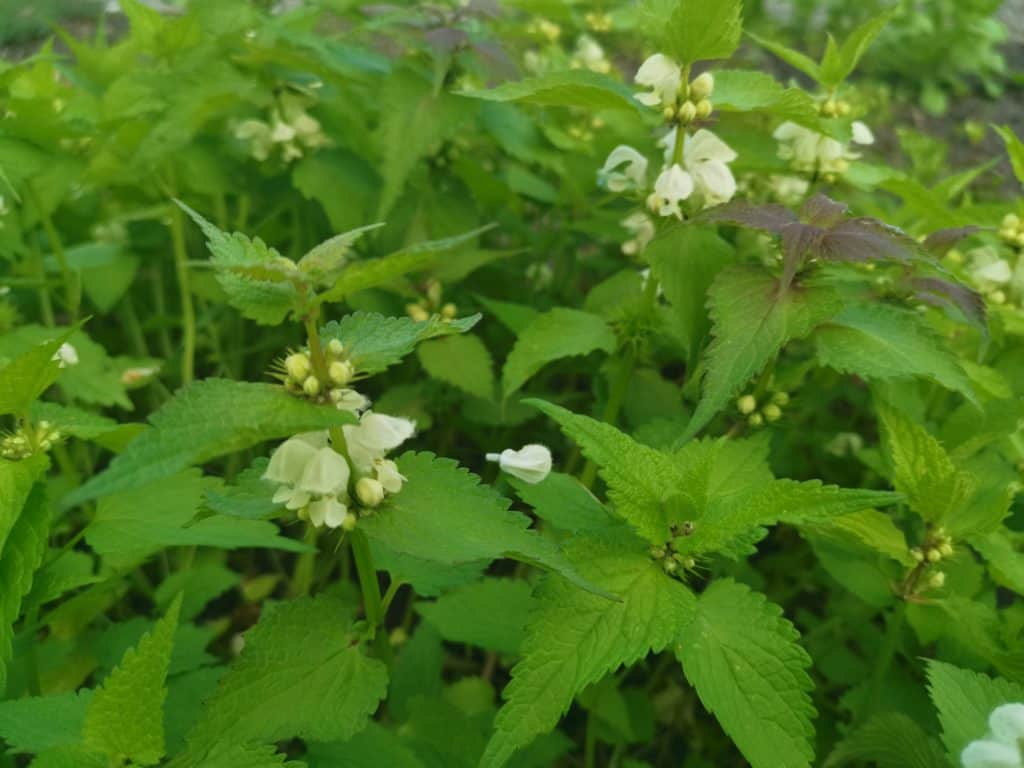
328,360,354,386
662,559,679,574
910,547,924,562
1002,213,1021,230
342,512,358,531
441,302,457,320
285,353,311,381
662,105,676,120
763,403,782,422
650,546,666,559
356,477,385,508
327,338,345,357
990,290,1006,305
678,100,697,123
694,99,713,119
772,391,790,406
690,72,714,100
303,375,321,397
929,571,946,589
926,548,941,563
737,394,757,414
938,542,954,557
748,413,764,428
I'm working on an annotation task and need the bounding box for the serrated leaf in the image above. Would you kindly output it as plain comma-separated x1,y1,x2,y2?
316,226,495,305
0,689,93,753
746,32,822,81
0,327,74,416
927,660,1024,764
813,509,912,565
359,452,611,599
417,578,535,655
193,743,306,768
502,308,615,398
993,125,1024,184
482,530,696,768
178,201,299,325
460,70,639,111
643,0,743,64
712,69,822,128
0,476,51,693
0,454,48,559
417,334,495,400
681,266,841,441
675,579,815,768
814,304,975,402
29,402,121,441
818,8,897,87
306,722,424,768
825,712,946,768
527,400,688,542
508,472,614,533
63,379,356,507
82,594,182,766
320,312,481,377
181,594,387,758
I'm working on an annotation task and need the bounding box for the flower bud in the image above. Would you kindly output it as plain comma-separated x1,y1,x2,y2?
407,304,430,322
929,571,946,589
694,99,713,119
926,548,941,563
356,477,386,507
328,360,354,386
990,290,1006,305
763,404,782,422
650,546,666,559
737,395,757,414
440,303,457,320
662,105,675,120
838,101,851,116
662,559,678,574
910,548,924,562
946,249,963,264
939,542,954,557
748,413,764,427
285,353,311,381
677,100,697,123
327,338,345,357
690,72,714,100
821,99,838,117
303,375,321,397
772,391,790,406
1002,213,1020,230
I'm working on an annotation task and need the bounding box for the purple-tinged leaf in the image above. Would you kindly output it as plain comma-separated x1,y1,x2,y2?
911,277,987,329
818,219,917,264
921,226,982,256
799,194,848,227
703,201,798,233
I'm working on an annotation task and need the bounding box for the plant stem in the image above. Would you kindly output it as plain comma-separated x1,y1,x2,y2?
858,601,906,725
167,180,196,385
28,184,78,321
350,528,383,633
28,237,55,327
290,525,319,597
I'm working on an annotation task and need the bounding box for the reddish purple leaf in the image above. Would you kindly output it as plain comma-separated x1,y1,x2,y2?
921,226,982,256
912,277,986,328
799,194,848,227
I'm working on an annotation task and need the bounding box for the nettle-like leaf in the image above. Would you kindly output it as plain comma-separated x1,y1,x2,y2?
0,689,93,754
320,312,481,377
416,578,535,655
825,713,947,768
179,594,387,761
482,529,697,768
508,472,614,533
642,0,742,65
359,452,611,599
711,69,832,134
0,326,75,416
63,379,356,507
82,594,182,766
417,333,495,400
993,125,1024,184
501,308,616,398
680,265,842,442
459,69,640,111
675,579,815,768
927,660,1024,764
814,304,975,402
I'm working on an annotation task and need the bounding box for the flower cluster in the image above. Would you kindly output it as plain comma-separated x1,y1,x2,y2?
955,245,1021,306
1,420,61,460
233,92,328,164
277,339,365,409
264,411,414,530
1000,213,1024,249
961,703,1024,768
570,35,612,74
406,279,457,323
650,521,698,579
736,390,789,428
773,119,874,180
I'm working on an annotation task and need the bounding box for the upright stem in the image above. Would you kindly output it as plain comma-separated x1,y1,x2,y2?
167,175,196,385
28,185,78,321
28,237,55,327
350,529,383,632
858,601,906,725
290,525,319,597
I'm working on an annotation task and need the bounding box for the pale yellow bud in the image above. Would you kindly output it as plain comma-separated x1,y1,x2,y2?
929,571,946,589
772,391,790,406
690,72,714,100
285,353,311,381
328,360,354,386
440,303,457,320
737,395,757,415
356,477,385,507
910,548,924,562
663,105,676,120
990,290,1006,305
303,376,321,397
327,338,344,357
763,403,782,422
748,413,764,427
938,542,954,557
678,101,697,123
926,548,941,563
1002,213,1020,230
407,304,430,322
694,99,713,119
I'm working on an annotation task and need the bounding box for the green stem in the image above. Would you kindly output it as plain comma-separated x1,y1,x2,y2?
290,525,319,597
24,602,41,696
28,185,78,321
858,601,906,725
28,237,55,327
350,528,383,634
583,713,598,768
167,180,196,385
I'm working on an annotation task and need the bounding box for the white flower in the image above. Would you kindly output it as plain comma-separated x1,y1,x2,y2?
374,458,406,494
53,343,79,368
647,164,693,219
297,446,352,496
961,703,1024,768
768,174,810,205
572,35,611,73
634,54,681,108
343,411,416,472
682,129,738,207
851,120,875,145
330,388,370,412
598,145,648,193
773,120,873,175
485,444,553,484
621,212,655,255
264,432,327,486
969,248,1013,290
307,495,351,529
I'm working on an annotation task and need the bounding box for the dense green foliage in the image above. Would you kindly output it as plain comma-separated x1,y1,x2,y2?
1,1,1023,766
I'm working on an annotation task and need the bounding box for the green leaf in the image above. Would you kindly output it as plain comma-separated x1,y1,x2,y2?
0,327,74,416
0,454,48,559
82,594,182,766
359,452,611,599
682,266,841,441
818,8,898,87
482,530,696,768
508,472,614,533
188,743,306,768
712,70,823,128
814,305,975,402
29,402,121,441
502,308,616,398
460,70,639,111
643,0,743,64
927,660,1024,764
417,578,535,655
877,405,977,531
0,689,92,753
306,722,424,768
970,531,1024,596
181,594,387,758
675,579,815,768
825,712,946,768
178,201,299,325
527,400,688,542
417,334,495,400
746,32,822,82
993,125,1024,184
316,226,495,305
0,476,50,693
814,509,912,565
63,379,357,507
320,312,481,377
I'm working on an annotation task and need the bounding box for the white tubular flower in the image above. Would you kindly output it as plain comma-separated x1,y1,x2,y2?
621,212,655,255
330,388,370,413
234,119,273,161
264,432,326,486
851,120,875,145
634,54,681,108
598,145,649,193
53,342,79,368
969,247,1013,291
683,129,738,207
773,121,871,176
647,164,693,219
374,458,406,494
485,444,553,484
307,495,351,529
961,703,1024,768
572,35,611,74
343,411,416,472
297,446,352,497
